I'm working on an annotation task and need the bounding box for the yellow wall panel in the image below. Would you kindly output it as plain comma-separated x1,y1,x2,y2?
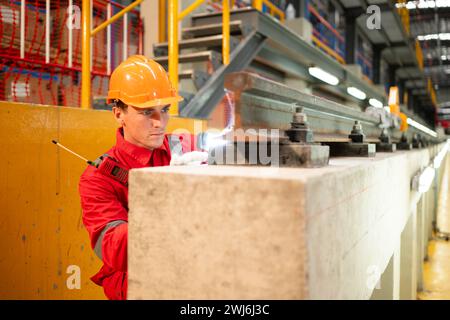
0,101,205,299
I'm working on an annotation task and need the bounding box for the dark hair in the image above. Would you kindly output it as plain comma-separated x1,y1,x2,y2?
114,99,128,111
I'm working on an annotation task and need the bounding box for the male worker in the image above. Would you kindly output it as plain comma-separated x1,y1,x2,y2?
79,55,201,300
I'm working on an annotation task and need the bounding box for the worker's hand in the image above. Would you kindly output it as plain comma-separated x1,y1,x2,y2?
170,151,208,166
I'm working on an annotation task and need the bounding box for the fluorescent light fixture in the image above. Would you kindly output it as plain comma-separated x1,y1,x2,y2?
436,0,450,7
407,118,438,138
401,0,450,9
418,0,435,8
308,67,339,86
417,33,450,41
369,98,383,108
433,142,449,169
347,87,367,100
412,166,435,193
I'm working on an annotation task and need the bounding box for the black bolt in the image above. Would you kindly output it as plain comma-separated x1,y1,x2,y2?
349,121,365,143
379,128,391,144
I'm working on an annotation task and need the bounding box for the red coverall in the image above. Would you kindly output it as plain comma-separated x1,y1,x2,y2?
79,128,195,300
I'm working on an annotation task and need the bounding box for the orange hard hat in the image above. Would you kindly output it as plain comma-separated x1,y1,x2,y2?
107,55,183,108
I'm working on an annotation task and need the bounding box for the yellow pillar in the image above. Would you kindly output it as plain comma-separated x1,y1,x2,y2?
81,0,91,109
254,0,263,11
168,0,179,115
223,0,230,65
159,0,167,42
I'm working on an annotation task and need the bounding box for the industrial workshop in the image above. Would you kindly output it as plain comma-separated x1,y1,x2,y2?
1,0,450,303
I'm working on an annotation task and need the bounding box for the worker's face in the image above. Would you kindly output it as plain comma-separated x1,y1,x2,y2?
113,104,170,150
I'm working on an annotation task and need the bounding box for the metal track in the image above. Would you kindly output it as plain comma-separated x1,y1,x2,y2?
187,8,387,119
180,31,267,119
224,72,440,143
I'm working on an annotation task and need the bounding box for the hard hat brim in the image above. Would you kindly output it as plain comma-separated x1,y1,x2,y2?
108,95,184,108
131,95,184,108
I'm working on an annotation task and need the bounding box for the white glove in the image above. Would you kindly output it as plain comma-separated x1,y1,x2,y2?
170,151,209,166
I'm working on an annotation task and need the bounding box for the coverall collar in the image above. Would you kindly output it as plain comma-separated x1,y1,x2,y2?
116,127,168,166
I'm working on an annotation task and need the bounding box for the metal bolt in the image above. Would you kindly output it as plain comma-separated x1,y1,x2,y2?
400,133,407,143
351,121,363,134
293,107,307,125
379,128,391,144
286,106,313,143
349,121,365,143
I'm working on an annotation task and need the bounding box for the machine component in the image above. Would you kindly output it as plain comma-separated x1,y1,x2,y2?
323,121,376,157
348,121,365,143
397,133,413,150
223,72,440,145
214,72,441,162
412,133,423,149
208,107,330,168
285,107,314,143
376,128,397,153
280,106,329,167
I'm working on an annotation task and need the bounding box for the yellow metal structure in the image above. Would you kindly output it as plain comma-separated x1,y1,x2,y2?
168,0,233,112
159,0,167,42
311,35,345,64
81,0,91,110
388,86,409,132
388,86,400,115
222,0,230,65
81,0,145,110
254,0,263,11
165,0,287,113
0,101,205,299
91,0,144,36
427,78,437,108
397,0,410,35
168,0,179,115
415,39,424,71
399,112,408,132
263,0,285,21
179,0,206,21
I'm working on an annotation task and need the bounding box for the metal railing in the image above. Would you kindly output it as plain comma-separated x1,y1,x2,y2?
397,0,410,36
166,0,231,115
81,0,143,109
80,0,286,111
307,3,345,65
253,0,285,22
166,0,285,115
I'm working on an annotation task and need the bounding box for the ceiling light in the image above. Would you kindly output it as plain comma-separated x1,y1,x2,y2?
308,67,339,86
347,87,367,100
406,1,417,9
404,0,450,9
436,0,450,7
369,98,383,108
416,33,450,41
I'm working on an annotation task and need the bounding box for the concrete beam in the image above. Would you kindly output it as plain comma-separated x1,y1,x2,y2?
128,144,445,299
